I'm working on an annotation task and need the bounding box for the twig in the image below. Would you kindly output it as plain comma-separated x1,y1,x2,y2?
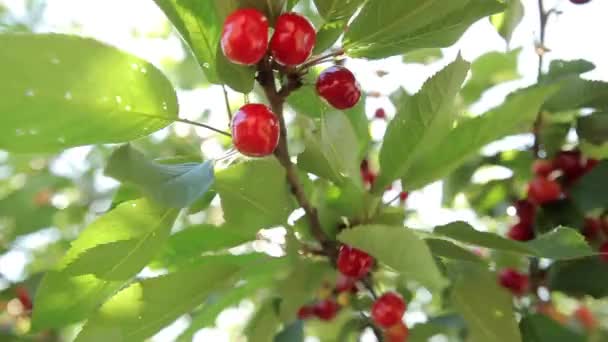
174,118,232,137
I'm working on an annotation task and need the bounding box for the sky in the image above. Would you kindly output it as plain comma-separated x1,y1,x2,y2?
1,0,607,341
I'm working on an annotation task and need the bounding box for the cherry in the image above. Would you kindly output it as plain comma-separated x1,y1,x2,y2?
514,199,536,225
231,104,280,157
555,150,584,179
583,218,602,241
600,242,608,262
270,13,316,66
399,191,409,203
362,170,377,188
297,305,315,320
507,222,534,241
337,245,374,279
316,66,361,110
574,306,597,330
15,286,32,311
498,269,529,296
375,108,387,119
570,0,591,4
221,9,269,65
527,177,562,205
371,292,406,328
532,159,555,177
335,274,357,293
313,299,340,321
384,322,409,342
584,158,599,173
360,159,370,172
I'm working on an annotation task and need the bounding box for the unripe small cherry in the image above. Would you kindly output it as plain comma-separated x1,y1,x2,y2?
337,245,374,279
313,299,340,321
532,159,555,177
514,199,536,225
316,66,361,110
231,104,280,157
507,222,534,241
297,305,314,320
384,322,409,342
498,268,529,296
270,13,316,66
371,292,406,328
221,9,269,65
527,177,562,205
600,242,608,262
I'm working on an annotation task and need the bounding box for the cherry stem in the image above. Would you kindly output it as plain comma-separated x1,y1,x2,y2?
297,48,345,71
221,85,233,123
173,118,232,137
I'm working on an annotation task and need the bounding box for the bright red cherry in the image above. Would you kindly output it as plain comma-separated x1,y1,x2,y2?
527,177,562,205
532,159,555,177
316,66,361,110
231,104,280,157
297,305,314,320
269,13,316,66
337,245,374,279
371,292,406,328
507,222,534,241
583,218,602,241
375,108,387,119
384,322,409,342
399,191,409,203
221,9,269,65
515,199,536,225
555,150,584,179
498,269,529,296
600,243,608,262
313,299,340,321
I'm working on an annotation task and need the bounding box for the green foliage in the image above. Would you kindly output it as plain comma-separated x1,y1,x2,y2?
491,0,524,44
520,314,586,342
0,34,177,153
570,160,608,212
344,0,504,59
312,0,363,21
548,257,608,299
105,145,214,208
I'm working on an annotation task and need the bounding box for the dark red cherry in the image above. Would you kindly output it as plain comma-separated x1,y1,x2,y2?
498,269,529,296
337,245,374,279
220,9,269,65
375,108,387,119
313,299,340,321
316,66,361,110
583,218,602,241
507,222,534,241
600,243,608,262
527,177,562,205
297,305,315,320
515,199,536,225
269,13,316,66
555,150,584,179
371,292,406,328
533,159,555,177
231,104,280,157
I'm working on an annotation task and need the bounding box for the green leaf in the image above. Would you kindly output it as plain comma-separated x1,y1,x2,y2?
447,261,522,342
577,112,608,146
313,20,346,55
490,0,524,44
344,0,504,59
403,48,444,64
32,199,179,330
376,55,470,191
544,59,595,82
215,158,293,230
299,111,361,186
157,223,258,266
0,34,177,153
338,225,447,290
544,78,608,112
274,320,304,342
105,145,214,208
246,301,281,342
216,43,255,93
403,84,560,190
237,0,286,24
425,239,485,263
434,221,593,260
313,0,363,21
520,314,586,342
548,257,608,298
570,160,608,212
461,49,522,105
75,262,240,341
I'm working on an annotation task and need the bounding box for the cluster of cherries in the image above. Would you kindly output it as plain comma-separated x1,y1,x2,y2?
220,8,361,157
499,150,603,296
298,246,409,341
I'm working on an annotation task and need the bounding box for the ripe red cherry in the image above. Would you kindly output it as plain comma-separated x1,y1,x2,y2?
270,13,316,66
507,222,534,241
515,199,536,225
231,104,280,157
498,269,529,296
297,305,314,320
532,159,555,177
527,177,562,205
221,9,269,65
583,218,602,241
375,108,387,119
313,299,340,321
399,191,409,203
337,245,374,279
600,243,608,262
316,66,361,110
555,150,584,179
384,322,409,342
371,292,406,328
